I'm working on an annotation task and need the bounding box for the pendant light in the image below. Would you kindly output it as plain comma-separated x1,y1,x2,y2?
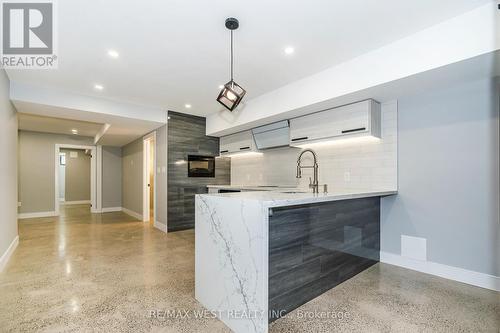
217,17,246,112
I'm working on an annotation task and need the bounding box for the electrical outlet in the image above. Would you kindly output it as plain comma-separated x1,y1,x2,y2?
344,171,351,182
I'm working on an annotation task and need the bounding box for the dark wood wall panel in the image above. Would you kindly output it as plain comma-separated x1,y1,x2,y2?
268,197,380,321
167,111,230,232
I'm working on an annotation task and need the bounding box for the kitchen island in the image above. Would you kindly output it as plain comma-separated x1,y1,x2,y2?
195,190,396,333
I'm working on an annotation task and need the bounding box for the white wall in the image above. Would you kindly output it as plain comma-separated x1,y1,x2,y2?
230,102,397,192
381,77,499,277
0,69,18,270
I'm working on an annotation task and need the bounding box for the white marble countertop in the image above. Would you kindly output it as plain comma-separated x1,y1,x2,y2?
199,189,397,208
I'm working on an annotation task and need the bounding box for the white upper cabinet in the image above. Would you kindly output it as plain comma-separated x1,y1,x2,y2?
289,99,381,146
219,130,257,155
252,120,290,150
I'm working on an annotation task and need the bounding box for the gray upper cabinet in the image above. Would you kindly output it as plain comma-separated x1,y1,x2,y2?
219,130,257,155
289,99,381,146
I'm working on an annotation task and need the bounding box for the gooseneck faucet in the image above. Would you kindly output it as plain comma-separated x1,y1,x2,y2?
296,148,319,194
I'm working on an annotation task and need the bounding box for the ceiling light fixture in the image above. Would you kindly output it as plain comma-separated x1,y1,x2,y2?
107,49,119,58
284,46,295,55
216,17,246,112
94,84,104,91
184,104,192,108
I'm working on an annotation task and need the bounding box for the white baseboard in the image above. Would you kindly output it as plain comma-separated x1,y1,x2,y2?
122,207,142,220
380,251,500,291
18,211,58,219
154,220,167,233
0,235,19,272
63,200,91,205
101,207,122,213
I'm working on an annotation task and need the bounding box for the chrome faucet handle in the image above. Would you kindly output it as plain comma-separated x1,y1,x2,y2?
323,184,328,194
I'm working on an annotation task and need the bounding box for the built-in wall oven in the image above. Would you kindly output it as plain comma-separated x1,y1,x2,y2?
187,155,215,177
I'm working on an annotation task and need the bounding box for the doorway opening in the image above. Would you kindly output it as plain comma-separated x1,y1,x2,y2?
143,132,156,223
55,144,97,216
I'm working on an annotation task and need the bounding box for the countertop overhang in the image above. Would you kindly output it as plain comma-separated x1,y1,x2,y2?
198,189,397,208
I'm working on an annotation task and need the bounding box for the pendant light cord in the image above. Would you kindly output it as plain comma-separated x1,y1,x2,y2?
230,30,234,82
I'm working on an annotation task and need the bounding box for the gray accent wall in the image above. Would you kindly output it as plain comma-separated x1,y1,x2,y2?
18,131,93,214
61,149,91,202
381,77,500,276
0,69,18,261
121,137,143,216
167,111,230,231
102,146,122,208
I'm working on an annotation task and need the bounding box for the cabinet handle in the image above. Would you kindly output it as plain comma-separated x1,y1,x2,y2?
220,150,229,153
291,136,308,142
341,127,366,134
239,146,250,150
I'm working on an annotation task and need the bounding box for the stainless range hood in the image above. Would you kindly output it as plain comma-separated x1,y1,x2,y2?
251,120,290,150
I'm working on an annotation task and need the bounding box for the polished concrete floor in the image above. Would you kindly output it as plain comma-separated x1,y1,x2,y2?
1,204,498,332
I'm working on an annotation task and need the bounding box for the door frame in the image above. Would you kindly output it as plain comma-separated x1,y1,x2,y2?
54,144,97,215
143,132,156,222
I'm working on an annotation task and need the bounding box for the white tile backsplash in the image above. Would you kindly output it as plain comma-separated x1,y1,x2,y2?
230,101,398,192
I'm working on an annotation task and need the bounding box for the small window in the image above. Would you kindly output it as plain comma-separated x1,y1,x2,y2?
59,154,66,166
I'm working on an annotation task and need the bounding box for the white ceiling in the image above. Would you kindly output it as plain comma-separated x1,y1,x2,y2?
18,113,102,137
6,0,491,116
14,101,165,146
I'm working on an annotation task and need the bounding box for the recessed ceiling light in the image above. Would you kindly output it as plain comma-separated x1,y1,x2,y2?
107,49,119,58
94,84,104,91
284,46,295,55
218,85,224,89
71,129,78,134
184,104,192,109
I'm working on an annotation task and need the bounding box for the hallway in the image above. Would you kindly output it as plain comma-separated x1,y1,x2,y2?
0,205,228,332
0,205,498,332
